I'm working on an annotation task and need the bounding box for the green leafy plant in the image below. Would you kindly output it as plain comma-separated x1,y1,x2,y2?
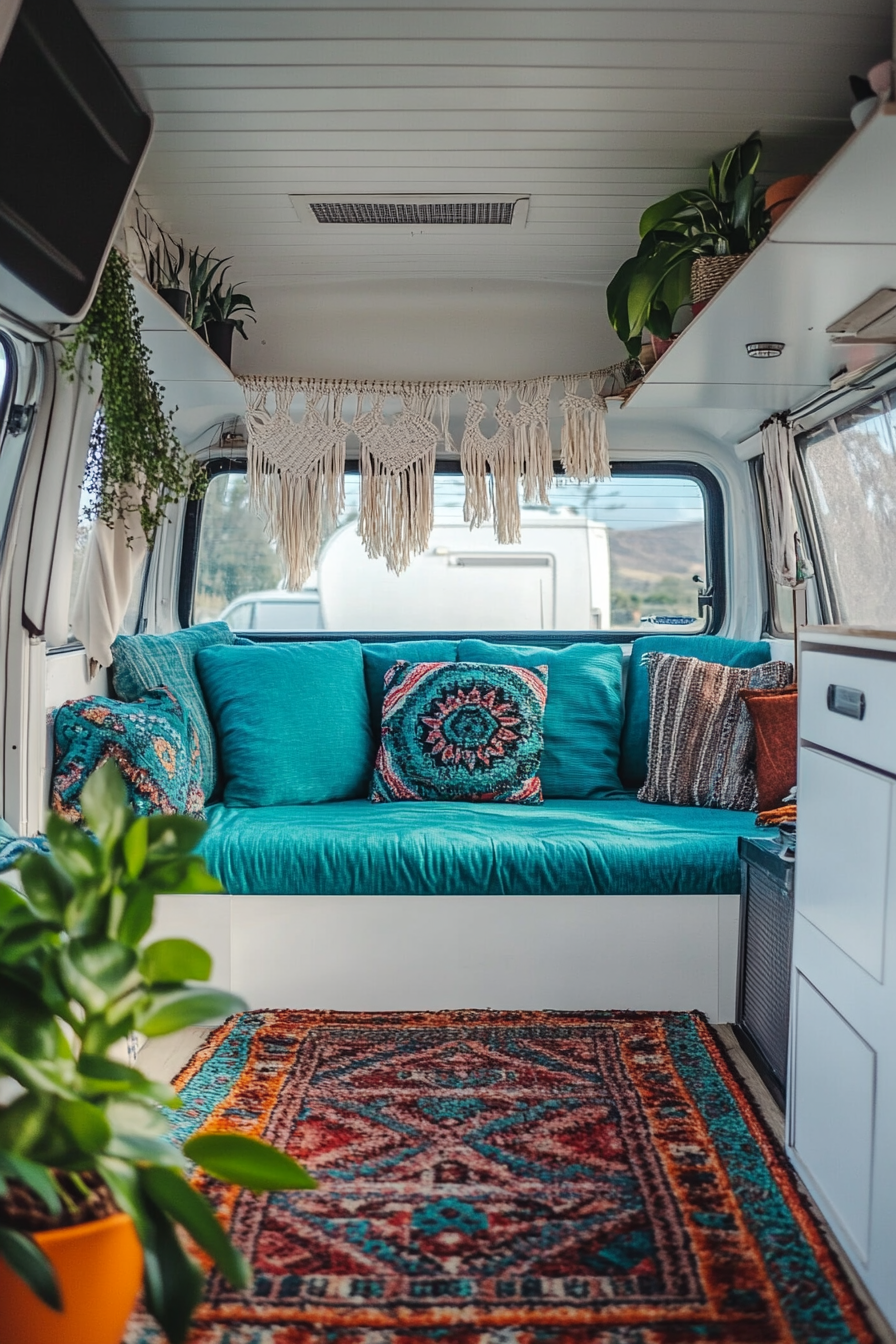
157,235,187,292
607,131,771,355
0,762,316,1344
187,247,232,333
205,277,256,340
134,216,187,295
60,249,206,543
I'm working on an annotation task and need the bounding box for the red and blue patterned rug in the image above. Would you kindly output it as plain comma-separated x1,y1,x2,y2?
126,1009,878,1343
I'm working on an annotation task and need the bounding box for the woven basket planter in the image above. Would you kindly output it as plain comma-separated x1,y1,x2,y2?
690,253,748,306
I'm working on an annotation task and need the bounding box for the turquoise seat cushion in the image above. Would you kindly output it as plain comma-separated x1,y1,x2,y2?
371,660,548,805
111,622,235,800
196,640,374,807
200,796,759,896
620,635,771,789
458,639,624,798
362,640,457,738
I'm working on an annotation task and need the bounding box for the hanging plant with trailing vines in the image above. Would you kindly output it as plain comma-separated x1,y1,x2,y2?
60,248,205,542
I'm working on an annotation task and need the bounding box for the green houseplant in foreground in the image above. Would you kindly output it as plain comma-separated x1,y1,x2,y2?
607,130,770,355
0,762,315,1343
60,248,206,544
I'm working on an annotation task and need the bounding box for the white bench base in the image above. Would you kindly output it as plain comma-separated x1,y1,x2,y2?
153,893,740,1024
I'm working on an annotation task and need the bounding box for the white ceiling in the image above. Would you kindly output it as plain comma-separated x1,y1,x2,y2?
83,0,892,380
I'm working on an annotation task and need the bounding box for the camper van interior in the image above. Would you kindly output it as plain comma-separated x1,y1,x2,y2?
1,0,895,1340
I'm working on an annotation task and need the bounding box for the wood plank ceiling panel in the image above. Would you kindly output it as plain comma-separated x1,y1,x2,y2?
79,0,892,377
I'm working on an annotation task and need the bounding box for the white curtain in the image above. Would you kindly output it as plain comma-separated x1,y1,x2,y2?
761,414,814,588
70,482,149,671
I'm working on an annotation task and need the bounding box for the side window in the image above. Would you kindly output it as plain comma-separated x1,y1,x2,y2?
801,395,896,626
188,462,716,636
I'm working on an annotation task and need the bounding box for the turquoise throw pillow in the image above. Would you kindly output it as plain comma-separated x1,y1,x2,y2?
111,622,235,801
457,639,624,798
619,635,771,788
196,640,374,806
370,660,547,804
51,688,204,821
362,640,457,739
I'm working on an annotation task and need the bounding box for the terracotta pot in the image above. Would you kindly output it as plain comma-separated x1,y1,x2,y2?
0,1212,143,1344
765,174,814,224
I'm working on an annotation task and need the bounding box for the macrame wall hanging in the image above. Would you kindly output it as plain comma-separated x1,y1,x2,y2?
240,365,626,587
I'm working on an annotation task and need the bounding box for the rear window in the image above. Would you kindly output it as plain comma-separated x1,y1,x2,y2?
801,395,896,626
190,466,710,635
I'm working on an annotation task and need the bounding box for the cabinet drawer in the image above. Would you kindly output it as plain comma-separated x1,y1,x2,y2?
800,649,896,775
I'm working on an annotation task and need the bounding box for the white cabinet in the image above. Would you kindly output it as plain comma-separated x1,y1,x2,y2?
787,629,896,1326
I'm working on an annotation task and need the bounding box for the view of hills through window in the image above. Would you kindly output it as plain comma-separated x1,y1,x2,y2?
193,470,706,633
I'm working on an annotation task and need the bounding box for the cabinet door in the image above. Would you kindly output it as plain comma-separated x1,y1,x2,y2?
790,972,877,1261
795,749,891,982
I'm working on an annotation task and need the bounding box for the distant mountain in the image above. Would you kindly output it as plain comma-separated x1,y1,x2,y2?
608,522,706,585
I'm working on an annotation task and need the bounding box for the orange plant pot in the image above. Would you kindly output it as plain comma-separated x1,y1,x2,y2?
765,174,813,223
0,1212,143,1344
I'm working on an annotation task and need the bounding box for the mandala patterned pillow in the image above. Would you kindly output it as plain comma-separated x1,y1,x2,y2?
638,652,793,810
370,660,548,805
51,687,204,823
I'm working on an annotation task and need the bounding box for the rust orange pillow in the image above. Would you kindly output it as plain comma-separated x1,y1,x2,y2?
739,684,797,812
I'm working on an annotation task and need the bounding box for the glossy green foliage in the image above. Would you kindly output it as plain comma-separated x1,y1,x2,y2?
607,132,770,354
187,247,232,332
0,762,314,1343
59,250,206,544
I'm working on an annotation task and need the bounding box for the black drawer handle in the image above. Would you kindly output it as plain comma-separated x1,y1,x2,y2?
827,684,866,720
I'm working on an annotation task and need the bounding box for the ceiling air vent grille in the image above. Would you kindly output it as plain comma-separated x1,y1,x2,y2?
309,201,515,225
291,194,529,230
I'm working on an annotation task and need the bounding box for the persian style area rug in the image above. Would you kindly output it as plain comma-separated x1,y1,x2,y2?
126,1010,877,1343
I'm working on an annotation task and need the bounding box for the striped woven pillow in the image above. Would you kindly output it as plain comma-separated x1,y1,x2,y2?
638,652,793,810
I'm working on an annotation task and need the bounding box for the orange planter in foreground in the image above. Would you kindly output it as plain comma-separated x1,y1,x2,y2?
0,1211,143,1344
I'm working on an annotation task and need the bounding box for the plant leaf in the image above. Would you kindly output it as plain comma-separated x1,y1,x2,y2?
0,1150,60,1215
81,761,130,848
141,938,212,985
0,1227,62,1311
45,813,106,884
57,1097,112,1154
146,815,207,857
141,1166,250,1288
137,988,245,1037
123,817,149,878
60,938,138,1013
77,1052,181,1107
141,1200,205,1344
17,853,72,923
118,886,156,947
184,1132,317,1192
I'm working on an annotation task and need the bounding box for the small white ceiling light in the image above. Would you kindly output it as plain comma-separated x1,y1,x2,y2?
746,341,785,358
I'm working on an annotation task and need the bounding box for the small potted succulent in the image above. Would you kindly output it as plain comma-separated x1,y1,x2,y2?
186,246,232,337
156,234,191,323
203,277,256,368
0,762,315,1344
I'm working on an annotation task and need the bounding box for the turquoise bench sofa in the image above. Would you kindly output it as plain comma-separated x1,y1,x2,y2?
115,628,773,1019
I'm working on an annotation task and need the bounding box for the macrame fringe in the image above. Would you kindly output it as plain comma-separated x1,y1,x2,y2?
560,377,610,480
239,366,625,579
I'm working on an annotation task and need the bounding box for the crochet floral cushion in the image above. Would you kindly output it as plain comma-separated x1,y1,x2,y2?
51,687,205,822
370,660,548,804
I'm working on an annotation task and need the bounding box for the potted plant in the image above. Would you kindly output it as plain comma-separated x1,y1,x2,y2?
60,249,206,546
203,276,256,368
187,246,232,337
607,131,771,355
156,234,191,323
0,762,315,1344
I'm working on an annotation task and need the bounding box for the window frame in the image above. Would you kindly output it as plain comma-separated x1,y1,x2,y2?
0,330,20,558
178,455,725,644
795,385,896,628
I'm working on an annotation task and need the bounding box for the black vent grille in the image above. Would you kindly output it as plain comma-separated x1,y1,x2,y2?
308,201,516,225
740,864,793,1089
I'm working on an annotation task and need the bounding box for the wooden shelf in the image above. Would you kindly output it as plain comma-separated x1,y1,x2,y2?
131,273,245,441
623,108,896,442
